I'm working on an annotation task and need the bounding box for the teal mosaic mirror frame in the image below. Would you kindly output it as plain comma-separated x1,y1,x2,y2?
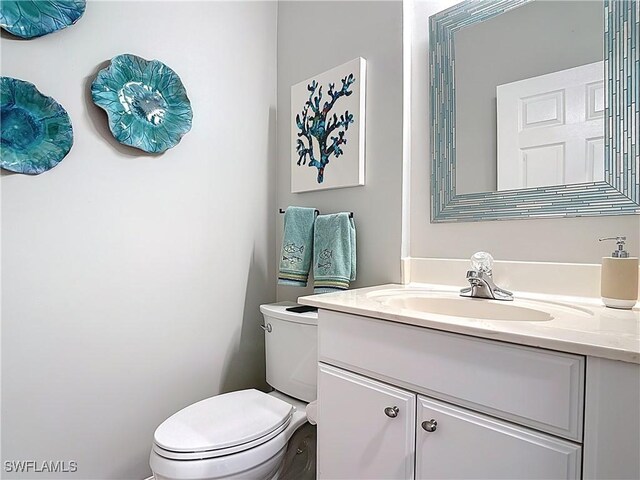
430,0,639,222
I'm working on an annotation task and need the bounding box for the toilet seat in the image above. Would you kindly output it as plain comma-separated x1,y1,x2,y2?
153,389,294,460
153,419,291,460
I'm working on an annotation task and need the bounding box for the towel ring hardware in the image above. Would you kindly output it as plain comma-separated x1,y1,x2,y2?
278,208,353,218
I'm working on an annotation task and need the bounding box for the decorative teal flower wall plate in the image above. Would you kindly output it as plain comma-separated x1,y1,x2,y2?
1,77,73,175
0,0,86,39
91,54,193,154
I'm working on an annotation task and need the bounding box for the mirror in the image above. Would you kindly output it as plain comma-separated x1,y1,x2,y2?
429,0,639,222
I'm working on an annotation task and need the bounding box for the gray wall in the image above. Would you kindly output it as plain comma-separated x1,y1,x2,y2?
1,2,277,478
276,1,404,301
456,0,603,194
410,0,640,263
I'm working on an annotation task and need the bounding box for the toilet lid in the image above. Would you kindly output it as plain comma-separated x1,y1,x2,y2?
154,389,294,453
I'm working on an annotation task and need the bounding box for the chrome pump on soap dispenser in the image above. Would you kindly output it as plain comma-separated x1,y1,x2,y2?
599,236,639,309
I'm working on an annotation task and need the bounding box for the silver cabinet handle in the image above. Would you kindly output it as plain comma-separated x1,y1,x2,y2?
421,419,438,432
384,406,399,418
260,323,272,333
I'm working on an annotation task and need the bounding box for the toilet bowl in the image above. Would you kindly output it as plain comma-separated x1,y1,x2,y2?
150,303,318,480
150,390,308,480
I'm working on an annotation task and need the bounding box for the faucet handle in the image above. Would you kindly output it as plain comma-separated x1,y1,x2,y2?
470,252,494,274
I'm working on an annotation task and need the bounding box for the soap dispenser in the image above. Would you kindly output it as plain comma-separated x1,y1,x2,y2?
599,236,639,309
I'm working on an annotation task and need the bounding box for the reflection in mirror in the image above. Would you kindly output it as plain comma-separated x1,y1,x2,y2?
429,0,639,222
496,61,604,190
454,1,604,194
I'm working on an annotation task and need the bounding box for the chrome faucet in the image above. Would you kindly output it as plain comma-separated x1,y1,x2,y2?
460,252,513,301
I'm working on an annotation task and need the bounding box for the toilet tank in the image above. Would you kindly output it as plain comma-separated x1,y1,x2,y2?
260,302,318,402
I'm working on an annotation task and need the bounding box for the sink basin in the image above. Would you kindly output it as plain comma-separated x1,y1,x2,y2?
384,296,553,322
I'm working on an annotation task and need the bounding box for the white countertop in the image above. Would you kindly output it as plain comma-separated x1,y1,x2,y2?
298,284,640,364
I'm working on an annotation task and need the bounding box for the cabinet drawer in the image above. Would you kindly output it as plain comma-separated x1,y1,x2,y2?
318,310,584,440
416,396,581,479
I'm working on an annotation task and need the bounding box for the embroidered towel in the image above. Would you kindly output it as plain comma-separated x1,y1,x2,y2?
313,213,356,293
278,207,317,287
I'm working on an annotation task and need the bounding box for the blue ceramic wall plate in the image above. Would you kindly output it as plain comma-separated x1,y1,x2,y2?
91,54,193,154
1,77,74,175
0,0,86,39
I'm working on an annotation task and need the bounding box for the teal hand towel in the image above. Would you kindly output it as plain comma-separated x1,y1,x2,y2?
313,213,356,293
278,207,317,287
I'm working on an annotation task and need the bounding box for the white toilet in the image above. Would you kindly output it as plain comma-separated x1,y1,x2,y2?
149,302,318,480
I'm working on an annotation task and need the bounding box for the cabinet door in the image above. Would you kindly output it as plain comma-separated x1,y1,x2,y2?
416,396,581,480
318,363,416,480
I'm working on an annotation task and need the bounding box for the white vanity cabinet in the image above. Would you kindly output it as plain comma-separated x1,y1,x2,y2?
316,308,639,480
318,360,581,480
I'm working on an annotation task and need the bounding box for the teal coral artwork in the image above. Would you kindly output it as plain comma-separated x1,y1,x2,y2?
295,74,355,184
290,58,366,193
1,77,73,175
0,0,86,38
91,54,193,154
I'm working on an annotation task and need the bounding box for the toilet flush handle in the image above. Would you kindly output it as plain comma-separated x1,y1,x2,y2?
260,323,272,333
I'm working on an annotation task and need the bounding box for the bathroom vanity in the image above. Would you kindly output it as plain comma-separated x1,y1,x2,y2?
299,285,640,480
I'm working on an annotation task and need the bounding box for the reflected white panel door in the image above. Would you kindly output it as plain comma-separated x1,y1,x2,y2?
415,396,581,480
317,363,416,480
497,61,604,190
